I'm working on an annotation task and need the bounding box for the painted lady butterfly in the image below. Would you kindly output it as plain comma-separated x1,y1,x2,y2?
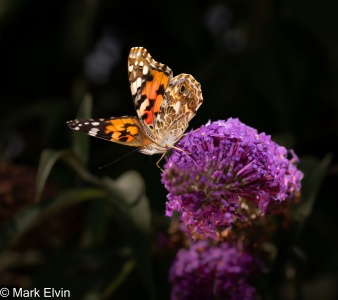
67,47,203,166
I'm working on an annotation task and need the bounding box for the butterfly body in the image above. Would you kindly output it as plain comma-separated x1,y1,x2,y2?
67,47,203,157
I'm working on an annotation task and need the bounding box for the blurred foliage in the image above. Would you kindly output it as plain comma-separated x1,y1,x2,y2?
0,0,338,299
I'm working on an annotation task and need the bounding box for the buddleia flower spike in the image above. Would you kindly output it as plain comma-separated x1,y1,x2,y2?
161,118,303,240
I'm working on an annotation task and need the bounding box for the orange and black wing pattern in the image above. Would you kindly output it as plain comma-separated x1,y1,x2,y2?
128,47,173,132
66,117,150,148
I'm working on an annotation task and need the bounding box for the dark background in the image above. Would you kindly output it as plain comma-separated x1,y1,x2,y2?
0,0,337,299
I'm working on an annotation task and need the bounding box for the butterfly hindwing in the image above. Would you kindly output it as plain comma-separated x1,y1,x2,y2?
66,117,150,148
128,47,173,133
153,73,203,141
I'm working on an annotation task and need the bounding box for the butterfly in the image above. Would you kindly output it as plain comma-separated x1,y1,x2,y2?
67,47,203,167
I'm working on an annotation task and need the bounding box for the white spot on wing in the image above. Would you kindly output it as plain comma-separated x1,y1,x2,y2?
131,81,136,95
143,65,149,75
140,98,150,112
88,128,100,136
135,77,142,89
128,64,133,72
173,101,181,113
74,127,80,130
92,122,99,126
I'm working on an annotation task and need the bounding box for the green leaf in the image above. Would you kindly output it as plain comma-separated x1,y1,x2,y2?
101,259,136,300
0,188,106,252
71,93,93,164
102,171,156,300
294,154,332,231
35,148,101,202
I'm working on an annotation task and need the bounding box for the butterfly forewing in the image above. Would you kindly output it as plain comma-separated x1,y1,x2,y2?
128,47,173,135
66,117,150,147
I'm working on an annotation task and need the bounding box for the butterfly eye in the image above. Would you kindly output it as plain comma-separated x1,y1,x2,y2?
180,85,186,94
188,99,195,108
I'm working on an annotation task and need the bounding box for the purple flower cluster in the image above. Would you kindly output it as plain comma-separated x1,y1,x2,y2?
169,240,257,300
162,118,303,239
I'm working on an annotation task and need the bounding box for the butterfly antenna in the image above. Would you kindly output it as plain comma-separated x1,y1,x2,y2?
99,148,140,170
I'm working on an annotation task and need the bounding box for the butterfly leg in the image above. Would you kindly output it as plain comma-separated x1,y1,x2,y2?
156,152,166,172
156,144,191,172
168,144,191,155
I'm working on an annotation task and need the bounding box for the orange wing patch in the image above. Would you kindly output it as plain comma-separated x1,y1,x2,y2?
128,47,172,130
141,70,169,125
105,118,140,143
